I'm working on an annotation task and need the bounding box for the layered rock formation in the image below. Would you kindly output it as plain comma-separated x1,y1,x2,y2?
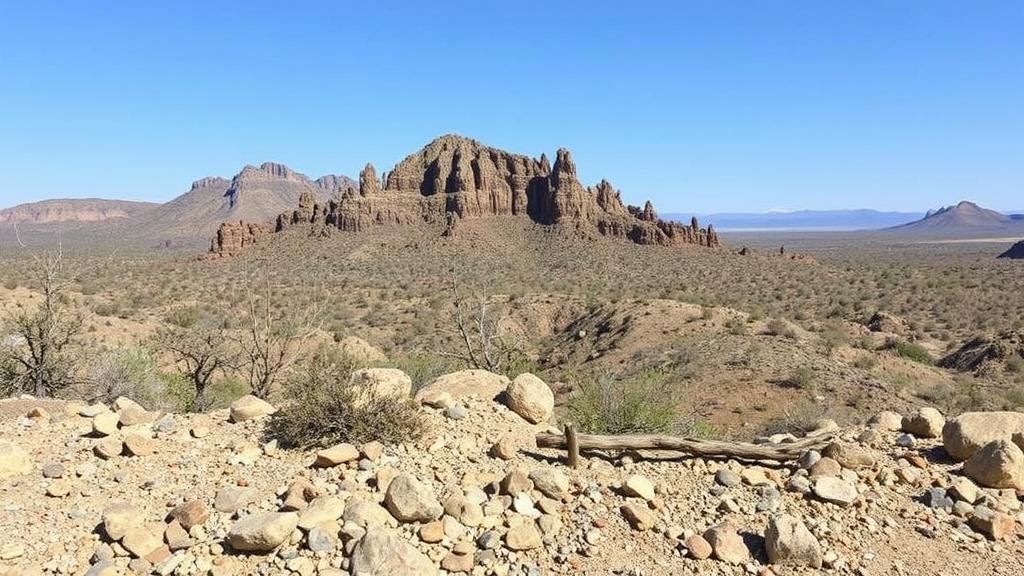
0,199,157,225
212,135,719,255
208,221,271,258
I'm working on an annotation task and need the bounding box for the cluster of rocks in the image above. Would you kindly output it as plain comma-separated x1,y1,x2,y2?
209,134,721,256
2,367,1023,575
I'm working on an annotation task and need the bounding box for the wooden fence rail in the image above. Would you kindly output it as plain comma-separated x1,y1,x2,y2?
537,424,832,467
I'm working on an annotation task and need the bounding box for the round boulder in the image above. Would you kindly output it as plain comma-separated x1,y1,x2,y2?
505,373,554,424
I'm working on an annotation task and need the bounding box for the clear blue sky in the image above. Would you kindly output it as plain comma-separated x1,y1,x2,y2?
1,1,1021,213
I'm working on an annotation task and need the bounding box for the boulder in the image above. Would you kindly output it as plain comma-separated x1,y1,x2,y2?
337,336,388,364
415,370,509,405
902,407,944,438
384,474,443,523
868,410,903,431
962,439,1024,490
765,514,822,568
227,512,298,552
942,411,1024,462
349,368,412,404
505,373,554,424
122,527,163,558
229,395,276,423
351,529,437,575
0,441,32,479
123,434,156,457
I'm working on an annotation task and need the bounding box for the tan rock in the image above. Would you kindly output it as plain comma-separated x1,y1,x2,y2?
314,443,359,467
349,368,412,404
962,439,1024,490
102,502,143,541
0,441,32,479
943,411,1024,462
505,373,554,424
94,437,123,459
902,407,944,438
684,534,713,559
168,500,208,530
764,514,822,568
969,506,1017,540
122,526,163,558
123,434,156,457
92,412,120,436
226,512,298,552
505,521,543,550
228,395,276,423
703,523,750,564
351,528,437,576
384,473,442,523
622,474,656,501
415,370,509,405
620,502,657,531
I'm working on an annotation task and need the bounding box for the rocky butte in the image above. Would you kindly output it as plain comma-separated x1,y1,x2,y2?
210,135,719,256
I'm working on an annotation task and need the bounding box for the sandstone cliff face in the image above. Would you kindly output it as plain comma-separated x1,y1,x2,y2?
211,134,720,255
208,221,271,257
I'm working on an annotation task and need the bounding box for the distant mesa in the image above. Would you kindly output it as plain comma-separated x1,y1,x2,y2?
998,240,1024,260
0,198,157,225
888,200,1022,236
209,134,720,257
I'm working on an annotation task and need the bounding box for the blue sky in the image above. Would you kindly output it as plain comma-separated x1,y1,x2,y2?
1,1,1021,213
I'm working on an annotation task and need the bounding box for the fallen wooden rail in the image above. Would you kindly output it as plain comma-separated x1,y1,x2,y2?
538,425,832,467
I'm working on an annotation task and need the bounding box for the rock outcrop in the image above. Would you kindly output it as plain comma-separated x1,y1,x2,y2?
939,331,1024,373
998,240,1024,259
212,135,720,255
208,221,271,257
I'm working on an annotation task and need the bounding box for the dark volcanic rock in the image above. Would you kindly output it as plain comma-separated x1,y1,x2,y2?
998,240,1024,259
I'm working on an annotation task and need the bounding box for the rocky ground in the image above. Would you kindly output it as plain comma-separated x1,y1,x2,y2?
1,369,1024,576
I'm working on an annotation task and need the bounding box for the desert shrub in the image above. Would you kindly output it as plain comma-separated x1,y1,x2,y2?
890,340,933,365
390,353,461,391
568,369,679,435
786,367,817,390
267,352,427,448
758,401,831,437
1005,356,1024,374
766,318,798,339
79,347,165,408
852,354,878,370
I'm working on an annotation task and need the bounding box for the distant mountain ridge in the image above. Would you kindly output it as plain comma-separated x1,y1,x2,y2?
113,163,356,244
665,209,923,231
0,198,157,225
887,201,1024,236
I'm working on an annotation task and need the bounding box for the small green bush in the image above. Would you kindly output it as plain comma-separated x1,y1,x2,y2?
267,352,426,448
568,369,679,435
891,340,933,365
